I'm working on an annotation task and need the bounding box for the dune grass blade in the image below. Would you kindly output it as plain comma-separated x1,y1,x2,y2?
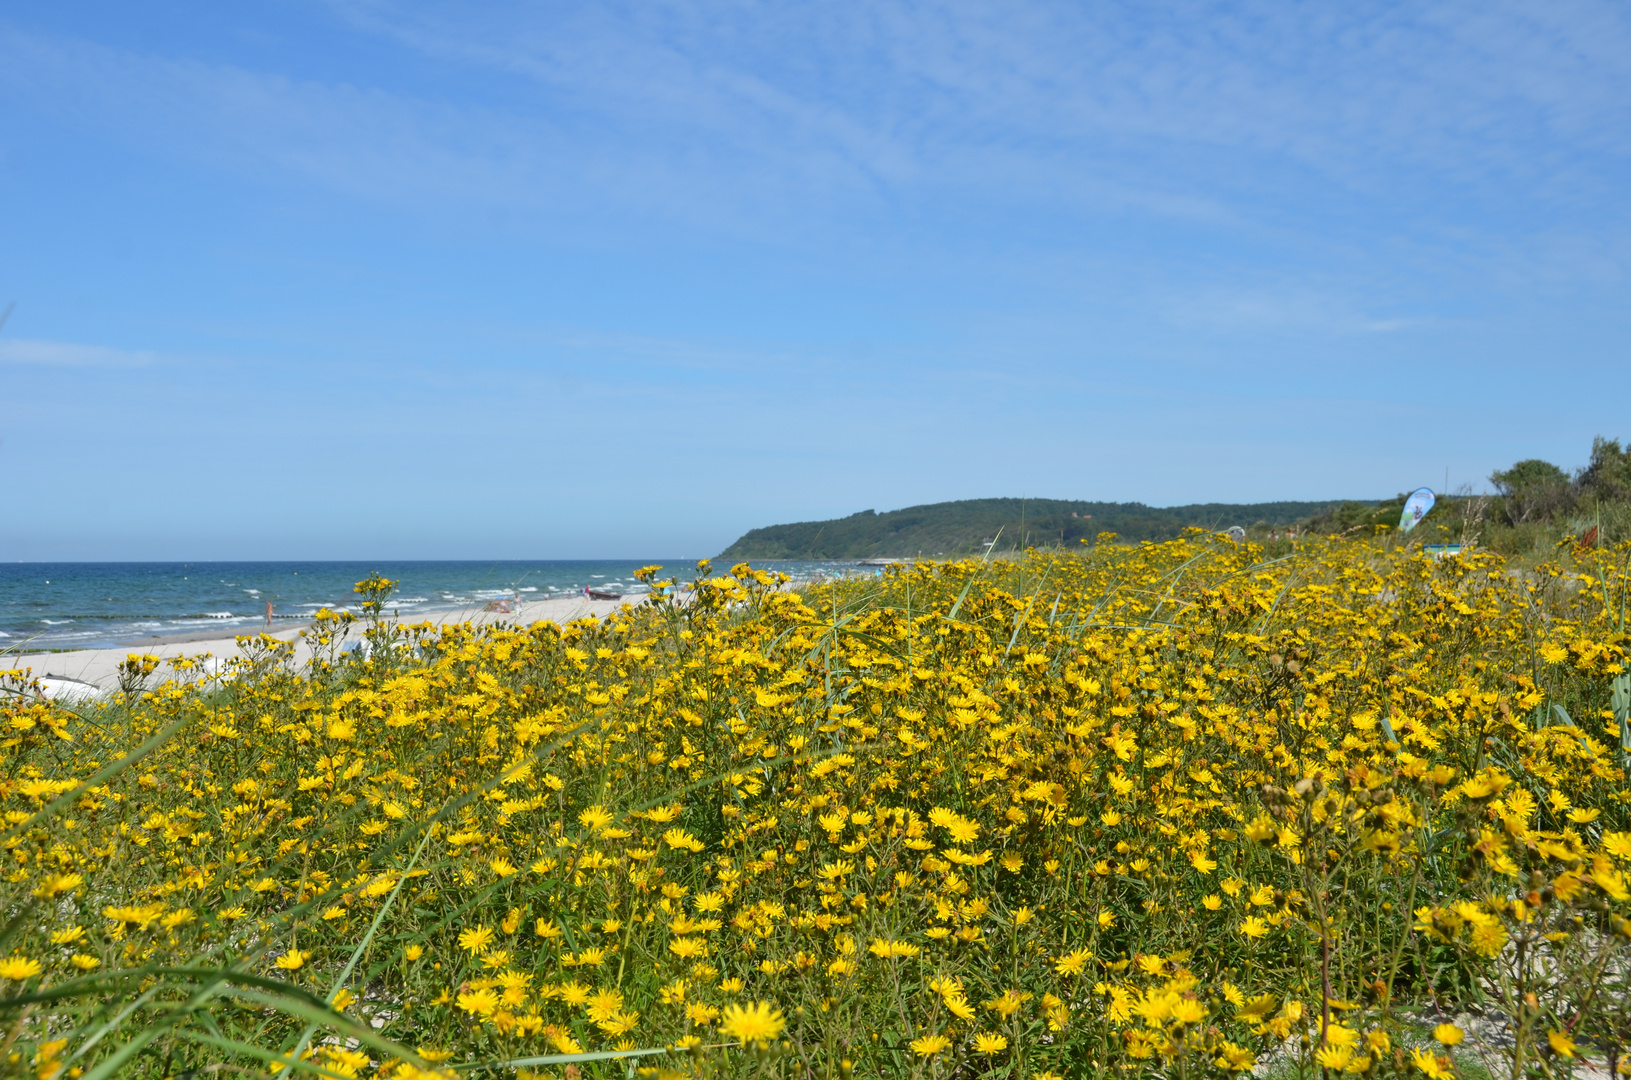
226,987,426,1066
453,1044,684,1071
172,1028,359,1080
78,972,237,1080
944,526,1001,624
279,824,437,1071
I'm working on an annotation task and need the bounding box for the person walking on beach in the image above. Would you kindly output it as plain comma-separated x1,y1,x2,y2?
265,601,273,628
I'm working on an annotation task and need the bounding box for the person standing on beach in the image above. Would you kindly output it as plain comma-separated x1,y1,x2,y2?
265,601,273,627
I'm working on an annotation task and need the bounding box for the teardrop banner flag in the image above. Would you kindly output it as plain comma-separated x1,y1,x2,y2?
1399,488,1435,532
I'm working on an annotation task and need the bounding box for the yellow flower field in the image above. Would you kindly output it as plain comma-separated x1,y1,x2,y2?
3,534,1630,1079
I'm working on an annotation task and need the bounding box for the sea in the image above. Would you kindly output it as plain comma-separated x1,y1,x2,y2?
0,560,847,652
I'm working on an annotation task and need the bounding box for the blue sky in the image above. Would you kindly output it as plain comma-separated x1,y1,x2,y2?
2,1,1628,559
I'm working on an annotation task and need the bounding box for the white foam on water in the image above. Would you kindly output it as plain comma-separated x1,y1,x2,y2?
518,587,537,592
393,597,427,604
40,629,101,642
42,619,73,625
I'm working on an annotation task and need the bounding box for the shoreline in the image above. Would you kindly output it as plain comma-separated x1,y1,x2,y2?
2,594,644,697
1,589,654,654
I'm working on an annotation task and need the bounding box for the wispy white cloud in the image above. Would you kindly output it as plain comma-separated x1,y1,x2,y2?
319,0,1631,205
6,0,1628,258
1161,285,1435,336
0,338,155,367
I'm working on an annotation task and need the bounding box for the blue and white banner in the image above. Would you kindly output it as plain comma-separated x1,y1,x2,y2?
1399,488,1435,532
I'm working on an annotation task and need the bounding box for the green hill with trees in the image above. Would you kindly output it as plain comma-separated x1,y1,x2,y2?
720,438,1631,562
717,497,1364,560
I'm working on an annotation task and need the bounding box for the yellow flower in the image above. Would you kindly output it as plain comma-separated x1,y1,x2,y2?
273,949,306,971
33,872,84,898
1468,923,1508,958
1171,999,1206,1025
984,990,1025,1019
1316,1045,1353,1070
972,1032,1009,1053
663,827,705,852
70,954,101,970
0,956,42,980
669,937,708,958
909,1033,951,1057
458,988,499,1017
720,1001,786,1043
1433,1024,1464,1046
867,939,920,959
458,925,495,955
1410,1048,1453,1078
1244,815,1278,844
405,944,424,960
586,987,625,1021
1214,1042,1256,1071
1054,949,1091,976
1547,1030,1575,1058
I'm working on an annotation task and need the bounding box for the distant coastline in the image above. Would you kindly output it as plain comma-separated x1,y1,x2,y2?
717,496,1376,560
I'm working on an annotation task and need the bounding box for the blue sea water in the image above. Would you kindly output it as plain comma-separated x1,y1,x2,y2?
0,560,840,652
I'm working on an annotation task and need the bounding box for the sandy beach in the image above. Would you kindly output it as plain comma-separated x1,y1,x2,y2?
1,593,642,697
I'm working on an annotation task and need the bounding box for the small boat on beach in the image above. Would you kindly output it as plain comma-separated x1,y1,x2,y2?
585,589,623,601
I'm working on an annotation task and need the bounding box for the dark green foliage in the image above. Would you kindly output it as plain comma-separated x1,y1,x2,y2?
717,497,1369,559
1580,437,1631,503
1302,498,1411,535
1490,458,1574,524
